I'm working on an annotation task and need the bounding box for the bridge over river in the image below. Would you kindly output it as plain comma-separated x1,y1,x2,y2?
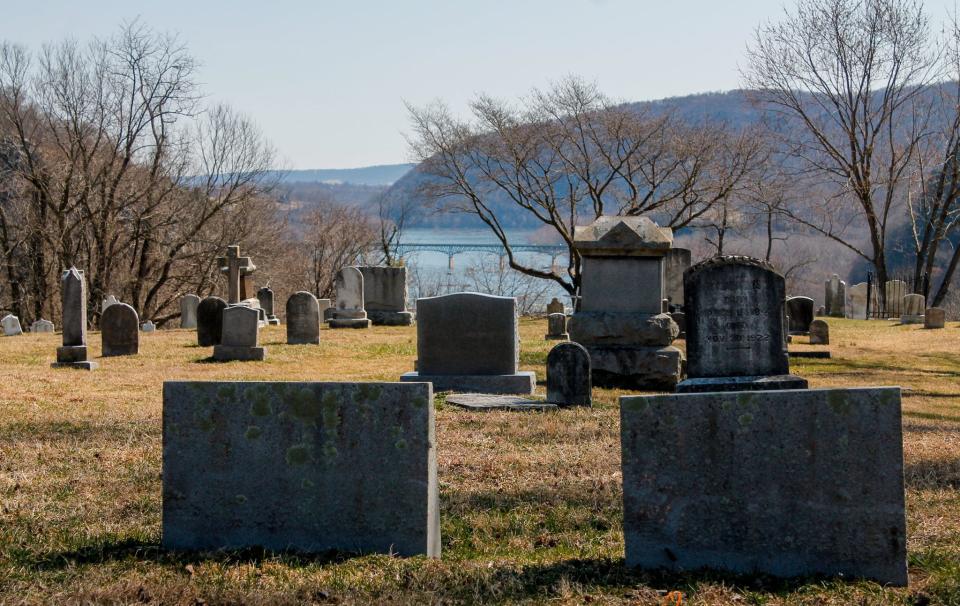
394,242,568,270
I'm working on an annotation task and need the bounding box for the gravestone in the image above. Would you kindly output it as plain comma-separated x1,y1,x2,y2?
546,342,591,407
217,245,257,304
546,297,564,315
824,274,846,317
677,256,806,392
360,266,413,326
846,282,876,319
162,381,439,558
925,307,946,329
816,305,825,316
197,296,227,347
53,267,97,370
141,320,156,332
101,303,139,356
445,393,556,411
257,286,280,325
885,280,907,316
809,319,829,345
620,387,906,585
329,267,370,329
901,293,925,324
786,296,814,334
31,319,54,333
319,299,332,321
566,216,683,389
664,247,692,311
400,292,535,394
180,294,200,329
213,305,265,361
1,314,22,336
545,312,568,340
286,291,321,345
101,295,119,313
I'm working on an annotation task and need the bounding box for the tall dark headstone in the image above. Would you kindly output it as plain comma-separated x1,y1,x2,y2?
197,296,227,347
786,296,814,334
546,342,592,407
53,267,97,370
286,291,321,345
101,302,139,356
664,247,692,311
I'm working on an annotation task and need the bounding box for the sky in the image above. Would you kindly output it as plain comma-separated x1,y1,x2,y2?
4,0,959,169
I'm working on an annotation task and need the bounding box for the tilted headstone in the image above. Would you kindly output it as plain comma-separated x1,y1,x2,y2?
197,296,227,347
925,307,946,329
180,294,200,329
141,320,156,332
329,267,370,329
53,267,97,370
101,303,139,356
1,314,22,336
257,286,280,325
162,381,439,558
545,312,568,340
286,291,321,345
360,266,413,326
101,295,119,313
546,342,592,407
400,292,535,394
677,256,805,392
620,387,906,585
901,293,925,324
884,280,907,316
213,305,265,361
31,319,54,333
566,216,682,389
546,297,564,315
664,247,692,311
824,274,846,317
809,319,829,345
785,296,814,334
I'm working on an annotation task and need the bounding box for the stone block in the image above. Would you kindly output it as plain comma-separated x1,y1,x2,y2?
212,344,266,361
360,266,408,312
400,371,536,395
620,387,906,585
162,381,439,558
328,318,372,329
53,345,98,370
367,310,414,326
580,257,663,313
568,312,677,347
586,345,683,390
664,248,692,310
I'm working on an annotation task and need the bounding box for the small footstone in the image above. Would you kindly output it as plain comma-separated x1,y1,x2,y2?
445,393,557,412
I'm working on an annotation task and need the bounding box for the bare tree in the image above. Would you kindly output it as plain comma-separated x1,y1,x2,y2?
300,198,377,299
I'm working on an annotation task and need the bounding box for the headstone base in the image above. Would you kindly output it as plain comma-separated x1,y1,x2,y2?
789,351,831,359
53,346,98,370
328,318,372,329
400,371,536,395
445,393,557,411
900,314,923,325
586,345,683,390
676,374,808,393
212,345,266,361
544,333,569,341
368,310,414,326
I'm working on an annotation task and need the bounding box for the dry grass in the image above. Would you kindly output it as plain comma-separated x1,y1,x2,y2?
0,318,958,604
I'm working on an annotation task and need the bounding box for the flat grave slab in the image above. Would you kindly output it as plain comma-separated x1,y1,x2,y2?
444,393,557,411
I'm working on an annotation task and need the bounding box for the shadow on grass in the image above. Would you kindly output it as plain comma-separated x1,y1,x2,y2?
905,458,960,490
903,411,960,424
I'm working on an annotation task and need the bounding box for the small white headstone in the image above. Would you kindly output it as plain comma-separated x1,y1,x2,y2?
1,314,22,336
31,319,54,333
141,320,156,332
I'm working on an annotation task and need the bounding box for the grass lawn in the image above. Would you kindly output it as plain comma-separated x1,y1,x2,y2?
0,318,959,604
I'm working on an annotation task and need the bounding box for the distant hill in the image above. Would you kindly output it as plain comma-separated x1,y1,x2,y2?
278,163,415,186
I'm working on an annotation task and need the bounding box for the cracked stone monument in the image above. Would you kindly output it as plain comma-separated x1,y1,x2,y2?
664,247,692,311
162,381,439,557
213,305,265,361
53,267,97,370
546,341,591,407
401,292,536,394
620,387,907,585
925,307,946,329
901,293,925,324
1,314,22,336
257,286,281,325
676,256,806,393
31,319,54,333
180,294,200,329
101,302,139,356
545,312,568,340
286,291,321,345
824,274,846,317
786,296,814,335
566,216,683,390
360,266,413,326
197,296,227,347
329,267,371,329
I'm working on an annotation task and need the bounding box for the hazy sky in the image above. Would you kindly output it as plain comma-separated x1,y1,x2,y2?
4,1,959,169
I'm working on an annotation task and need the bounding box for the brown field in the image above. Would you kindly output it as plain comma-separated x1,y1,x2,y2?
0,318,959,604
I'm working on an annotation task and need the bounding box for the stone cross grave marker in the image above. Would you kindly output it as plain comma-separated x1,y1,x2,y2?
217,245,256,304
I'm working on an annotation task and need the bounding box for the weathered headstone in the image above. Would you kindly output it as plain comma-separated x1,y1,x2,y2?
664,247,692,311
786,296,814,334
901,293,925,324
677,256,806,392
329,267,370,329
824,274,846,317
360,266,413,326
31,319,54,333
620,387,906,585
1,314,22,336
546,297,565,315
545,312,568,340
846,282,876,319
53,267,97,370
101,303,139,356
213,305,265,361
319,299,332,321
401,292,535,394
566,216,683,389
286,291,321,345
257,286,280,325
925,307,946,329
885,280,907,316
546,342,591,407
162,381,439,557
101,295,119,313
816,305,825,317
197,296,227,347
180,294,200,329
217,245,257,304
141,320,156,332
809,319,829,345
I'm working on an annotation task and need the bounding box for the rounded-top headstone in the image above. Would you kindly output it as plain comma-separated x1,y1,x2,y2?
336,267,365,311
546,342,591,407
197,296,227,347
809,319,829,345
101,302,139,356
286,291,320,345
786,296,814,334
257,286,275,316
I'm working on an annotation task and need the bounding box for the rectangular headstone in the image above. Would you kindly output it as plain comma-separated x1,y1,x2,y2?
162,381,439,557
416,292,517,375
620,387,906,585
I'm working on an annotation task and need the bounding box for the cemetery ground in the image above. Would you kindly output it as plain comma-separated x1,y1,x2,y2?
0,321,959,605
